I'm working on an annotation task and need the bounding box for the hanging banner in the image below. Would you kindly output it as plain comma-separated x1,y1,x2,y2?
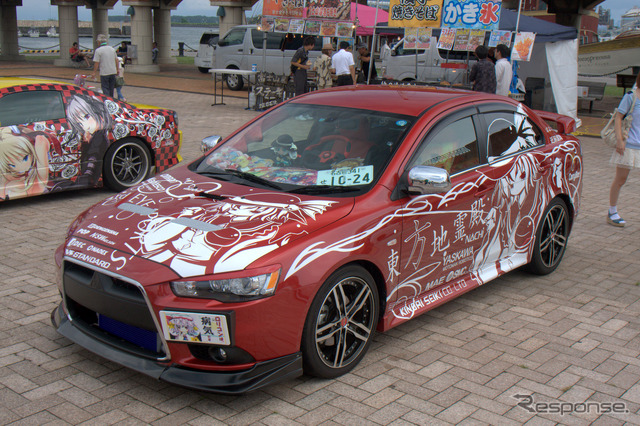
488,29,511,47
307,0,351,20
388,0,444,28
263,0,305,18
441,0,502,30
437,28,456,50
512,32,535,61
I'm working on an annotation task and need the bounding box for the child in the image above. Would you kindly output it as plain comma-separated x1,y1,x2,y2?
115,57,126,101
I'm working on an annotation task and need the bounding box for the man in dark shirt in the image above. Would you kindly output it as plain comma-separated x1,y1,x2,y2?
469,45,496,94
291,36,316,96
357,43,378,83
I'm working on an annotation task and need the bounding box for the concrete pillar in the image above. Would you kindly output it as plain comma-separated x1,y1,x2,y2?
0,3,22,60
128,4,159,73
210,1,252,37
153,6,175,64
91,7,109,50
53,3,81,67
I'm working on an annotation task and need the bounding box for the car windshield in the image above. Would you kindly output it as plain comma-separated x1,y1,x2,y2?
194,103,416,195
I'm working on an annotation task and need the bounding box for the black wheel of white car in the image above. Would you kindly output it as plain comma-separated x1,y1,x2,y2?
225,69,244,91
524,198,570,275
103,138,151,192
198,67,210,74
301,265,379,379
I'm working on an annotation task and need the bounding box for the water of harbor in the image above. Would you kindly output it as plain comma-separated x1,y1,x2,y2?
17,26,214,52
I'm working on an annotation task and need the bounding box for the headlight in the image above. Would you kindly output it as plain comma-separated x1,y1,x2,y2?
171,269,280,301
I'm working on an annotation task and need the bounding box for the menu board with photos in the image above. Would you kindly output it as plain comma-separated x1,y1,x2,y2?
488,30,512,47
289,19,305,33
274,18,291,32
304,20,322,35
511,32,535,61
452,29,470,51
437,28,456,50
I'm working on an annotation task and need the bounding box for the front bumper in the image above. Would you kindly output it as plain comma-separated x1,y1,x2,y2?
51,304,302,394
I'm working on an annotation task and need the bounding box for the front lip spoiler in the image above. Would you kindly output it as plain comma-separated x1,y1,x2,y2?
51,304,303,394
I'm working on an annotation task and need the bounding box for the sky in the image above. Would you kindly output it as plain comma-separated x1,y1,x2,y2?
15,0,636,25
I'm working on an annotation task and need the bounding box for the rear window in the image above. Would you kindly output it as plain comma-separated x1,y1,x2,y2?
199,33,219,45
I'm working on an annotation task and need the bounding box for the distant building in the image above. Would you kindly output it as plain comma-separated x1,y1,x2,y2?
621,6,640,29
598,6,613,28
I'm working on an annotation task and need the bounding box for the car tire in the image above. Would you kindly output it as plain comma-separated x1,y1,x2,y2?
198,67,210,74
301,265,379,379
103,138,151,192
523,197,570,275
225,69,244,91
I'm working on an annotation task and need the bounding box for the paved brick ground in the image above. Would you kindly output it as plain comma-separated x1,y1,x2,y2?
1,62,640,424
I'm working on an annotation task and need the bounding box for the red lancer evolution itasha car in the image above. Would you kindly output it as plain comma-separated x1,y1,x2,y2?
52,85,582,394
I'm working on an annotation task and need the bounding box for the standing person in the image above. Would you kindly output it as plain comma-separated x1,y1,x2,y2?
117,41,128,63
92,34,119,98
608,75,640,227
290,36,316,96
357,43,378,83
331,41,356,87
494,44,512,96
312,43,334,90
115,57,126,101
469,45,496,93
151,41,159,64
69,42,91,68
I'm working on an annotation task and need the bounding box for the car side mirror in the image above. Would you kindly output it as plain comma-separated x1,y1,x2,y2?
407,165,451,195
201,135,222,153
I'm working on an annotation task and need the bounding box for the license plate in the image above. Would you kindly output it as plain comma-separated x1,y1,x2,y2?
159,311,230,345
317,165,373,186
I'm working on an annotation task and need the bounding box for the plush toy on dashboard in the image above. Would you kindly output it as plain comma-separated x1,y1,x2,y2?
271,134,298,167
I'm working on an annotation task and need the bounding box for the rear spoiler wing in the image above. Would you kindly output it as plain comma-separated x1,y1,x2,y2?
533,110,577,134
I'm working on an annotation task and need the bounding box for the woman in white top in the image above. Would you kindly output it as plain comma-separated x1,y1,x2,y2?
608,75,640,227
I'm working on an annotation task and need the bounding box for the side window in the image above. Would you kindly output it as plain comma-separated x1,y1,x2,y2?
218,29,245,47
486,109,544,159
410,116,480,175
251,30,285,50
0,90,66,127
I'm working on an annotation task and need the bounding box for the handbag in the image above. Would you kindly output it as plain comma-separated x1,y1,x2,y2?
115,76,125,87
601,92,636,148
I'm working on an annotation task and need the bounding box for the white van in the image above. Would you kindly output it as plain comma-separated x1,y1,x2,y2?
380,37,474,85
195,31,220,73
214,25,323,90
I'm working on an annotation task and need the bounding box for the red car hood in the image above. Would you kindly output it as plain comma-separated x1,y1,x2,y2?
67,168,354,278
